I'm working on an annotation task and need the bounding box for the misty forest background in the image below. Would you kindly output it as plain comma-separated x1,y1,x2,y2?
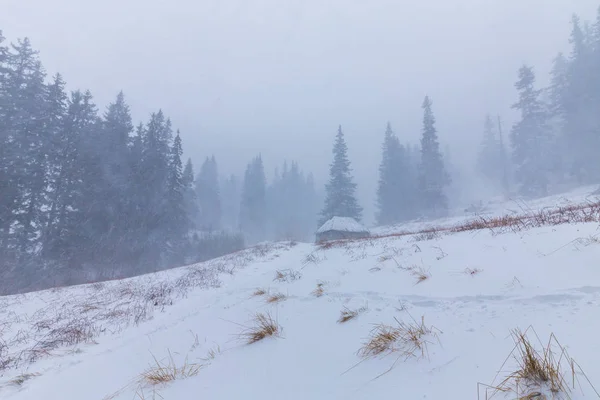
2,8,600,294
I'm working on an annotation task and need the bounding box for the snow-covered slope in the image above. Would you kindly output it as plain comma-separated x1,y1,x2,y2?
3,188,600,400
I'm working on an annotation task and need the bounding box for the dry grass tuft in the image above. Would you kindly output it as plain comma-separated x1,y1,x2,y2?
140,351,202,386
358,315,439,360
201,345,221,362
412,268,431,284
465,267,483,276
273,269,302,283
238,312,282,344
359,324,401,357
480,327,600,400
252,288,267,297
338,306,368,324
266,292,287,304
8,372,41,386
311,282,326,297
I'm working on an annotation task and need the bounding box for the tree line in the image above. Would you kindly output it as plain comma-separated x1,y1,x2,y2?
321,7,600,227
2,5,600,292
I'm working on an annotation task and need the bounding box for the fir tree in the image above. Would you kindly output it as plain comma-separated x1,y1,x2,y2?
319,125,362,226
239,155,267,243
510,65,551,197
183,158,199,229
477,115,506,190
5,38,48,257
165,131,187,264
376,123,414,225
418,96,449,217
195,156,221,231
563,15,599,183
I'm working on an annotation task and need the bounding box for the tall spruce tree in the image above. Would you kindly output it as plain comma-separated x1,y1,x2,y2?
376,123,413,225
563,15,599,183
165,131,188,264
267,160,319,241
510,65,551,197
138,110,173,266
195,156,221,231
418,96,449,217
182,158,199,229
5,38,48,258
477,115,506,190
319,125,362,226
239,155,267,243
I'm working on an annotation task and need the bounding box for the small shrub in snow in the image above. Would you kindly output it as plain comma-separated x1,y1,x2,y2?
484,328,600,399
311,282,326,297
8,372,40,386
481,327,598,400
140,351,202,386
273,269,302,282
238,312,282,344
464,267,483,276
252,288,268,297
397,263,431,285
266,292,287,304
358,315,439,360
337,306,368,324
201,344,221,362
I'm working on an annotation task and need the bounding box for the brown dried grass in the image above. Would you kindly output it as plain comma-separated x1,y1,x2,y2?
358,315,438,360
479,327,600,400
140,351,202,386
265,292,287,304
338,306,368,324
238,312,282,344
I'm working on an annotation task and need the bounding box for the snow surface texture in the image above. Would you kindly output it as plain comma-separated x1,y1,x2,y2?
2,187,600,399
317,216,369,233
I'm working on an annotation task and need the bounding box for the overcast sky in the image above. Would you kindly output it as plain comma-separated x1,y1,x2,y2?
2,0,598,223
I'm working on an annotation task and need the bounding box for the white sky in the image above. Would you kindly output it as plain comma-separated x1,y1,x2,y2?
2,0,598,222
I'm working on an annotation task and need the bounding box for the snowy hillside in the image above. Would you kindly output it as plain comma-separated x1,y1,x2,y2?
3,188,600,399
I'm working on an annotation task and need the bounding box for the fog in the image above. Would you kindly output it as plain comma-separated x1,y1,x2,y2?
2,0,598,223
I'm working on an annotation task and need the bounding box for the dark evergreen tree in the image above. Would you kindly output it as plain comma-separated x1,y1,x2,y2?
138,110,173,266
195,156,221,231
183,158,199,229
477,115,506,190
165,131,188,264
562,15,599,183
319,125,362,226
239,155,267,243
376,123,414,225
266,160,319,241
4,38,48,258
418,96,450,217
510,65,551,197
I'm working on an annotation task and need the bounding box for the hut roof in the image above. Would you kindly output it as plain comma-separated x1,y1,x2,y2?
316,217,368,234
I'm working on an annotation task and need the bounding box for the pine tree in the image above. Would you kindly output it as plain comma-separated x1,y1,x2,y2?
376,123,414,225
4,38,48,258
562,15,599,183
239,155,267,243
477,115,506,190
165,131,188,264
183,158,199,229
319,125,362,226
195,156,221,231
266,160,318,241
96,92,134,260
418,96,450,217
138,110,173,267
510,65,551,197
